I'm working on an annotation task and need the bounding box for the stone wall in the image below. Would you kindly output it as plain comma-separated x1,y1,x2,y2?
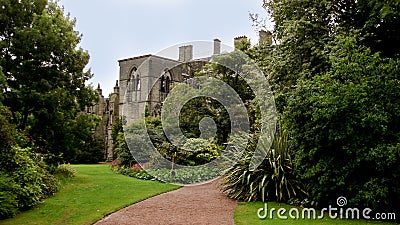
94,34,270,161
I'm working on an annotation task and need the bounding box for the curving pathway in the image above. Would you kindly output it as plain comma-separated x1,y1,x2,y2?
94,179,237,225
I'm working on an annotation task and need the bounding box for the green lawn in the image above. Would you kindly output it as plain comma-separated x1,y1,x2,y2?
0,164,179,225
234,202,398,225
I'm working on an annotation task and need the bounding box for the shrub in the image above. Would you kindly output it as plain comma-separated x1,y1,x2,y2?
283,37,400,210
150,167,221,184
9,146,44,209
38,169,59,198
0,108,61,217
0,107,20,171
112,162,222,184
54,164,77,178
114,131,135,167
113,164,154,181
0,172,18,219
0,146,61,212
110,159,121,170
180,138,221,166
223,125,306,202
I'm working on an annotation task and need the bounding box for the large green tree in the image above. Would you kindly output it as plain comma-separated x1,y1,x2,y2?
283,36,400,209
0,0,98,161
262,0,400,212
222,0,400,213
0,1,101,216
0,66,6,104
263,0,399,110
332,0,400,58
263,0,333,98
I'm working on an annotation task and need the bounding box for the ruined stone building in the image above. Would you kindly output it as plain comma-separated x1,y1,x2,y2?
90,32,272,161
86,82,119,161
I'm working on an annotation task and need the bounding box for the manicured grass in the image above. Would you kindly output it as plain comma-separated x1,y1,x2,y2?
234,202,398,225
0,164,179,225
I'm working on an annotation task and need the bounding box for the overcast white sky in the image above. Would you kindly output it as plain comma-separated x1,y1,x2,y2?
58,0,269,95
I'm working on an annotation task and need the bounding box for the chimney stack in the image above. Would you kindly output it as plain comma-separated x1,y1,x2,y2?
213,38,221,55
179,45,193,62
234,36,248,49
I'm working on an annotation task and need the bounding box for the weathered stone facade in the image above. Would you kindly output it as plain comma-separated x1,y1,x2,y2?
87,82,119,161
118,54,182,123
90,40,220,161
93,34,270,161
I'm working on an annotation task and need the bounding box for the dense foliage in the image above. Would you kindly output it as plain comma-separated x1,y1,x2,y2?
260,0,400,213
112,115,224,168
0,0,99,164
64,114,105,164
0,0,101,219
0,108,59,218
222,0,400,217
223,125,306,202
283,36,400,209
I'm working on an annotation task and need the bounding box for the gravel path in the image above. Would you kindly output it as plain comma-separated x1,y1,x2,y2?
94,179,237,225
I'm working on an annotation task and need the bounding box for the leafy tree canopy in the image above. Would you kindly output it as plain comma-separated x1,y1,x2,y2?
0,0,98,162
260,0,400,211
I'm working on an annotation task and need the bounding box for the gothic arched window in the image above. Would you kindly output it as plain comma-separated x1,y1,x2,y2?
136,75,141,91
130,67,137,91
165,76,170,93
160,75,165,92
